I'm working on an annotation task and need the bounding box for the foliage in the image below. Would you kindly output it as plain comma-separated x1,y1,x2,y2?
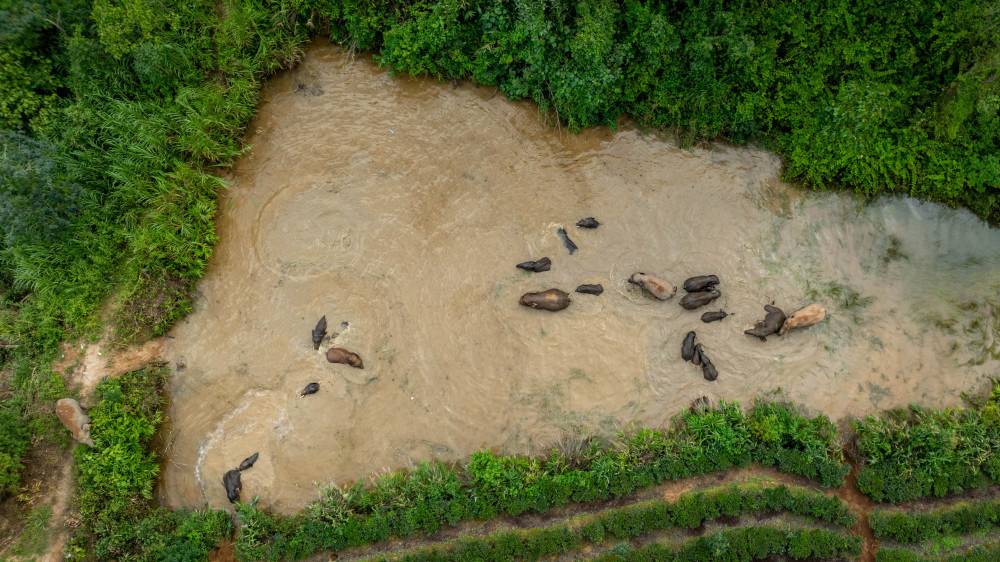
853,379,1000,502
0,0,996,514
367,0,1000,222
870,499,1000,544
70,365,233,560
0,392,29,495
0,350,66,498
0,131,87,248
0,0,307,492
595,526,863,561
10,504,52,556
876,544,1000,562
74,367,167,541
381,483,854,562
232,398,847,560
0,0,997,553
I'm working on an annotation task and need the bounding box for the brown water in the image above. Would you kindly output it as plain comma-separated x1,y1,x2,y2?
158,39,1000,513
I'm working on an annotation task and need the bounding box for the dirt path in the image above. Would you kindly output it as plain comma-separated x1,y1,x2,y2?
37,450,76,562
839,456,878,562
26,338,168,561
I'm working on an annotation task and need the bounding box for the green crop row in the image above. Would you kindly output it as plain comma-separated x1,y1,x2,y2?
230,398,847,560
852,380,1000,503
595,526,863,561
870,499,1000,544
876,544,1000,562
368,483,852,562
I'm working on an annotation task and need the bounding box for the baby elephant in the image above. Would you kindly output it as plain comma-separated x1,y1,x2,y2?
327,348,364,369
744,304,786,342
223,452,259,503
516,257,551,273
520,289,571,311
311,316,327,350
700,310,730,323
575,284,604,296
682,275,720,293
681,331,697,362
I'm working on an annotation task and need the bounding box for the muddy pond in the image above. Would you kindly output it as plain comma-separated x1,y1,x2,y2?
158,39,1000,513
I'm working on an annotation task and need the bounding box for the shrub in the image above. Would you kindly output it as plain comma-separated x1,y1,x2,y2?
854,380,1000,502
870,500,1000,544
71,366,233,560
240,479,854,560
594,526,863,561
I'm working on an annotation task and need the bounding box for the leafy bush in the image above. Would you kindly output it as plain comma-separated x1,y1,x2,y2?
853,380,1000,502
876,544,1000,562
367,0,999,221
71,366,233,560
0,352,66,499
1,0,996,516
268,483,853,562
870,499,1000,544
593,526,863,561
232,398,848,559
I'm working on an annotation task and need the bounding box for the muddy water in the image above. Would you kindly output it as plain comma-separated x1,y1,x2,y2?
158,39,1000,513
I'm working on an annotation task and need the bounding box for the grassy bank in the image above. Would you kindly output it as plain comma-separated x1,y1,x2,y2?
852,379,1000,503
69,367,848,559
49,367,1000,560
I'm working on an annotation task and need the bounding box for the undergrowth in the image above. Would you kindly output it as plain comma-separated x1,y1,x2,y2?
852,379,1000,502
375,482,854,562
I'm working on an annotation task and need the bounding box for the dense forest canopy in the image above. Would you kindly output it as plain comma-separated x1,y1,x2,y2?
0,0,997,532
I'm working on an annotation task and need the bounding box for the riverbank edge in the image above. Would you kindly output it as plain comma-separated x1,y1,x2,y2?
21,360,1000,561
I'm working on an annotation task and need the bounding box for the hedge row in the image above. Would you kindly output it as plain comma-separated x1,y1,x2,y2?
596,526,863,562
876,544,1000,562
232,398,848,560
852,380,1000,503
870,499,1000,544
374,483,853,562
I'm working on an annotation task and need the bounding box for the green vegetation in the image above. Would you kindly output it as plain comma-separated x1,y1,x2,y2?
231,397,846,560
65,366,233,560
852,379,1000,502
596,527,863,561
62,361,849,560
870,499,1000,562
53,366,1000,560
0,355,68,497
373,483,853,561
372,0,1000,221
876,544,1000,562
2,0,999,556
871,499,1000,544
9,504,52,556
